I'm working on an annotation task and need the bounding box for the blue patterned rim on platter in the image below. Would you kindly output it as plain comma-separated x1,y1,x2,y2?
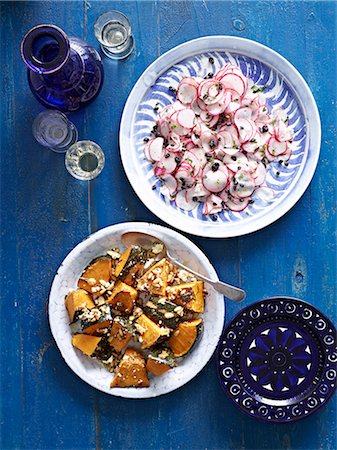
217,297,337,422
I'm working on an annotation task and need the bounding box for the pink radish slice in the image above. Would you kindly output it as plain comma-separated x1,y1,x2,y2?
144,140,153,162
229,171,255,198
160,174,178,196
196,98,208,111
202,165,228,192
177,82,198,105
223,152,249,172
191,100,204,115
234,107,253,122
220,73,247,97
171,101,186,112
175,190,197,211
157,154,177,174
199,80,224,105
158,119,171,138
275,147,292,162
188,181,210,200
190,147,207,166
225,101,242,114
267,137,288,156
153,165,166,177
236,118,256,143
214,64,232,80
225,196,250,212
206,94,230,115
203,194,223,215
148,137,164,162
252,187,274,204
166,133,181,152
177,109,196,129
183,151,201,176
200,131,218,153
256,106,271,123
185,140,196,151
274,118,294,142
219,189,229,203
253,162,266,185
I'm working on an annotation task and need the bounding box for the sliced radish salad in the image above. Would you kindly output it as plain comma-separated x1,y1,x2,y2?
144,62,294,217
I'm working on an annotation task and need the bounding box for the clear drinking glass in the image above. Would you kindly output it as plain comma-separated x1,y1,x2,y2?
32,110,78,153
94,11,135,60
65,140,105,180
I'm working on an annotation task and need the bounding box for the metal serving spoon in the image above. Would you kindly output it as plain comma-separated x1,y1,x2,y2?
121,231,246,303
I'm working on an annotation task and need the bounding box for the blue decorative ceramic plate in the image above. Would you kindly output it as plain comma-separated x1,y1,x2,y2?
217,297,337,422
120,36,320,237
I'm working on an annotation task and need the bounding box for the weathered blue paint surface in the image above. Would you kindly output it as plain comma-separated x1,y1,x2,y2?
1,1,336,449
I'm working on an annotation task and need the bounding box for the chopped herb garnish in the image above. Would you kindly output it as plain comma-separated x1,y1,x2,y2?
252,84,268,94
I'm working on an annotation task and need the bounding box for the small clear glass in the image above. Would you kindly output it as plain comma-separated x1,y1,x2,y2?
65,140,105,180
32,110,78,153
94,11,135,60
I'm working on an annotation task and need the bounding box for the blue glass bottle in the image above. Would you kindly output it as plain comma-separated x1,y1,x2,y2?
21,24,104,112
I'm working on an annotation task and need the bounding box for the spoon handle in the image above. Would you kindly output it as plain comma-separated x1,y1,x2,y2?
168,256,246,303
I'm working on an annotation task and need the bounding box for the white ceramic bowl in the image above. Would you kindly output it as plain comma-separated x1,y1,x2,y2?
49,222,225,398
120,36,321,238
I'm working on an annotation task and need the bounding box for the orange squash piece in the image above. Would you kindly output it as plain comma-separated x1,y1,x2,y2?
137,258,168,296
168,281,204,313
82,320,112,335
136,314,170,349
72,334,101,356
122,261,144,286
107,281,138,314
146,358,171,376
109,320,132,352
110,348,149,388
78,259,112,293
65,289,95,322
168,318,203,357
114,246,132,277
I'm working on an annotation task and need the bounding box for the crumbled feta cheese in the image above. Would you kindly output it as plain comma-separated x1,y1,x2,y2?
145,301,157,309
174,306,184,316
95,296,105,306
107,250,121,259
99,279,110,288
164,312,175,319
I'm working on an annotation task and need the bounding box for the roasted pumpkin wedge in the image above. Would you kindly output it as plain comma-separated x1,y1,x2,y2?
107,281,138,314
110,348,150,388
167,281,204,313
72,334,102,356
122,261,145,287
82,319,112,335
137,258,168,296
146,348,175,376
142,296,183,328
135,314,170,349
65,289,95,322
146,358,171,376
168,318,203,357
108,318,133,352
78,304,112,334
114,245,148,279
78,258,112,294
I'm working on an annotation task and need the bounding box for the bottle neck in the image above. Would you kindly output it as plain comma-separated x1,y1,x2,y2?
21,24,70,75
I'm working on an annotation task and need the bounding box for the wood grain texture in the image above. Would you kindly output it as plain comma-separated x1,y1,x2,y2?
0,1,336,449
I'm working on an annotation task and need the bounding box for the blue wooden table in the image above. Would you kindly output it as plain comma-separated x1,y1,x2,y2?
1,1,336,449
